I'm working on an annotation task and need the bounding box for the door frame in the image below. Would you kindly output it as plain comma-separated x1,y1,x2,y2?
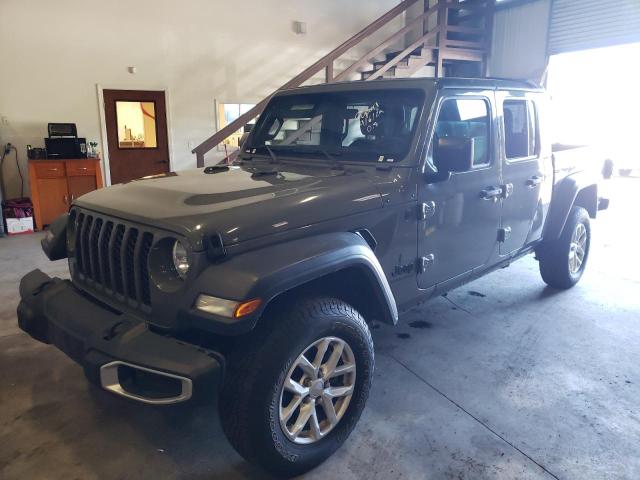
417,89,502,290
97,84,175,186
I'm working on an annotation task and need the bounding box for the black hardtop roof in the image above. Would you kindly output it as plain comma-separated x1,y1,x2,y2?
436,76,542,91
278,76,542,95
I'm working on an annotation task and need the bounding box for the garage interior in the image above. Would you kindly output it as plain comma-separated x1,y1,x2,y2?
1,0,640,478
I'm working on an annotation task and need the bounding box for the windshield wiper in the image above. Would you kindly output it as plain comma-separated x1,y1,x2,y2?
287,147,344,170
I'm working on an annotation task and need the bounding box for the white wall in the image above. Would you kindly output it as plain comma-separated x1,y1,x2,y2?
487,0,551,82
0,0,399,198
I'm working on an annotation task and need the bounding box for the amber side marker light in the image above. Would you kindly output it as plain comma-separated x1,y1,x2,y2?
234,298,262,318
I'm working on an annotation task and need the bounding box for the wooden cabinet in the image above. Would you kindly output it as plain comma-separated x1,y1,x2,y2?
29,158,104,229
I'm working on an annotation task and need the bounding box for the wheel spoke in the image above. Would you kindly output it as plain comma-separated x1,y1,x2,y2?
321,342,344,379
282,395,304,422
312,338,330,370
321,395,338,426
284,377,308,396
309,405,322,440
329,362,355,379
324,385,354,399
290,401,314,439
297,354,317,378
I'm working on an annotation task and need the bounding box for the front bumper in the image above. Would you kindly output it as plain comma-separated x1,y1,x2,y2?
17,269,223,405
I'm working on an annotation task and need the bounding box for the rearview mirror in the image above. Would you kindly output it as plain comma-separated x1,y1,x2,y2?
433,136,475,173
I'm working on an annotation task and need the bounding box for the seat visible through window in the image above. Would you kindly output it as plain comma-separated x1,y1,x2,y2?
433,98,490,168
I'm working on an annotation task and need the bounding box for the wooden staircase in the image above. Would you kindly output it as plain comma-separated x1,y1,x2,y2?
193,0,495,167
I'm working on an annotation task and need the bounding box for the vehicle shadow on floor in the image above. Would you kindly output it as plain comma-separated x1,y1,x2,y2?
19,360,274,480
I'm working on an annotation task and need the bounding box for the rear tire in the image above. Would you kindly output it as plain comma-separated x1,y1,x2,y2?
219,296,373,477
538,206,591,289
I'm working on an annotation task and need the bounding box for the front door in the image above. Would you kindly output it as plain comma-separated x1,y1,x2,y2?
103,89,170,184
497,92,547,255
418,92,502,290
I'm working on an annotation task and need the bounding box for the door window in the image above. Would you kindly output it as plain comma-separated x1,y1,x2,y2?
503,100,539,160
115,101,158,149
431,98,491,172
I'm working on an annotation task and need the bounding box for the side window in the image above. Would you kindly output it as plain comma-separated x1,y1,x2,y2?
503,99,538,159
432,98,491,173
528,101,539,156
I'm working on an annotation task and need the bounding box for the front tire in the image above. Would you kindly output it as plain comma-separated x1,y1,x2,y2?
538,206,591,289
219,296,374,477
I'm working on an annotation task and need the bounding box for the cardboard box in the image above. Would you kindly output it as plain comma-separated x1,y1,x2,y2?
5,217,34,235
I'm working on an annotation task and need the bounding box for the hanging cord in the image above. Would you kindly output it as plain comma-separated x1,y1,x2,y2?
0,147,8,201
12,146,24,199
0,144,24,199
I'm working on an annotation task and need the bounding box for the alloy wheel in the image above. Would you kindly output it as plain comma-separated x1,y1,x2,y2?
279,336,356,444
568,222,587,275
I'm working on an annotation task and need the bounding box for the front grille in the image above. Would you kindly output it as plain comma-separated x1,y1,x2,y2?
72,209,154,307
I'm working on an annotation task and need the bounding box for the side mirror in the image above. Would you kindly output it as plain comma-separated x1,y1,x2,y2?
433,136,475,173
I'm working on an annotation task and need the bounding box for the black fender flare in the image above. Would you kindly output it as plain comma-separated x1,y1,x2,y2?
544,173,598,241
189,232,398,334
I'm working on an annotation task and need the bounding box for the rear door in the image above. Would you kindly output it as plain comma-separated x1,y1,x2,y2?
417,90,502,290
497,92,549,254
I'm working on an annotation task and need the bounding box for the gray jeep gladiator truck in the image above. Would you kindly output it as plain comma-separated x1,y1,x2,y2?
18,78,608,477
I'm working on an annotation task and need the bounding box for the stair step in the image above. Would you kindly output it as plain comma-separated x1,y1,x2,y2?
361,68,397,80
384,46,426,61
373,58,409,70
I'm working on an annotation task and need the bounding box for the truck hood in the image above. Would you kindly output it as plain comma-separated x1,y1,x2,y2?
75,164,383,248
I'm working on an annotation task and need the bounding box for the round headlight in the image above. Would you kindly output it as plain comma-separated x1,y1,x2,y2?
172,240,190,279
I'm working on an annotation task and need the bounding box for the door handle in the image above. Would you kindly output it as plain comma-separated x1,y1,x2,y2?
480,186,503,201
526,175,543,188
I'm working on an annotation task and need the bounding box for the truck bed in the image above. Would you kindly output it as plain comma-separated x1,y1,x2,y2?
552,143,603,183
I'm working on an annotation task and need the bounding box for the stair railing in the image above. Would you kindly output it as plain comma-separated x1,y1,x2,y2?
192,0,491,167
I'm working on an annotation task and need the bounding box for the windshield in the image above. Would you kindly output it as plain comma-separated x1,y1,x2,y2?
248,89,425,162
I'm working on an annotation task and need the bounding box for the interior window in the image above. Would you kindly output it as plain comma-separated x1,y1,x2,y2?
217,103,257,149
432,98,490,169
503,99,537,159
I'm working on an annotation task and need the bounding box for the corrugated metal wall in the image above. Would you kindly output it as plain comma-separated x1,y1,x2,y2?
548,0,640,54
488,0,551,82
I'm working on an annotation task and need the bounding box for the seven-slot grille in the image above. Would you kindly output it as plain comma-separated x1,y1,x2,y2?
72,209,154,307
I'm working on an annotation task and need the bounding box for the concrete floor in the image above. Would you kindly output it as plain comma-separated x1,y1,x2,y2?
1,176,638,479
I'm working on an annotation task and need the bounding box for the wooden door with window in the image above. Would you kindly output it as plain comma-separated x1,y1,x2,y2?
103,89,170,184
